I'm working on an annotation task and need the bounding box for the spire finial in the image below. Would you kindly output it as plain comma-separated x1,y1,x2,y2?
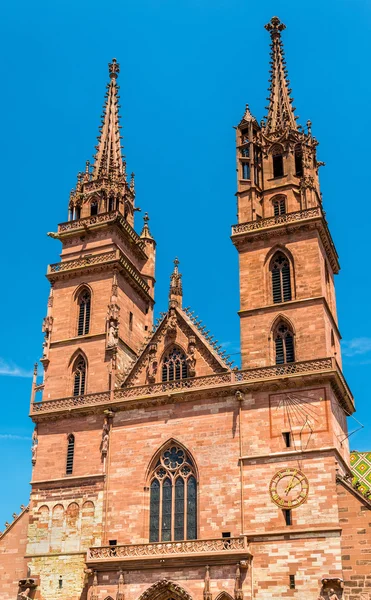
140,212,154,240
265,16,286,36
263,16,298,135
109,58,120,79
169,257,182,308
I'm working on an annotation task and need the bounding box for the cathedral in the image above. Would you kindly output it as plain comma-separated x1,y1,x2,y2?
1,16,371,600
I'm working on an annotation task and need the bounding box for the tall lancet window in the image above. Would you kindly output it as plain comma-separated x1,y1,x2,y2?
77,290,91,336
274,322,295,364
66,434,75,475
270,252,292,303
73,356,86,396
162,347,188,382
149,444,197,542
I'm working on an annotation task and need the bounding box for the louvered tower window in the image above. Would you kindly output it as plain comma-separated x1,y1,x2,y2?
273,197,286,216
162,347,188,382
271,252,292,304
73,356,86,396
149,444,197,542
294,145,303,177
66,434,75,475
77,290,91,336
275,323,295,364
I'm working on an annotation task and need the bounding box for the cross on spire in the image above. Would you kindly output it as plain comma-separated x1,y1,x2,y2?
93,58,126,180
263,17,298,135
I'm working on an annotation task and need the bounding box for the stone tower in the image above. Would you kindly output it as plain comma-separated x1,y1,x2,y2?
41,58,156,402
232,16,340,372
3,17,370,600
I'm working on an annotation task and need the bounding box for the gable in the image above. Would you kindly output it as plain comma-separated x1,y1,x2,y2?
122,307,231,387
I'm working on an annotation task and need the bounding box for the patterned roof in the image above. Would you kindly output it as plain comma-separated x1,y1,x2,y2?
350,451,371,494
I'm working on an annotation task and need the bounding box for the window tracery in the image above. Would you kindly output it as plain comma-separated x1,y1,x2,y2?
161,347,188,382
274,322,295,364
77,289,91,336
73,356,86,396
149,444,197,542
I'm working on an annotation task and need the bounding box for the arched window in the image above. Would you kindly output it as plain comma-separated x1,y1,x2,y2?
274,322,295,364
75,205,81,220
77,289,91,336
66,434,75,475
272,145,284,178
108,196,115,212
272,196,286,216
162,347,188,382
149,444,197,542
90,201,98,216
68,204,74,221
270,252,292,303
73,356,86,396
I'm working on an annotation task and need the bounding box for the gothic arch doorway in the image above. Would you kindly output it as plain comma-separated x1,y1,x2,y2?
138,579,193,600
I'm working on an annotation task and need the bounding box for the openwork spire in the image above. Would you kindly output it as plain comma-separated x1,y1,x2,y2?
93,58,126,180
169,257,183,308
264,17,298,135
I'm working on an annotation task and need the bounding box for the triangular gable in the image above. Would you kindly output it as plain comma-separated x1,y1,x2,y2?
122,306,231,388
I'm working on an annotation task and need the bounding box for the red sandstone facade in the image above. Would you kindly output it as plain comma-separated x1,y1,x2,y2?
1,16,370,600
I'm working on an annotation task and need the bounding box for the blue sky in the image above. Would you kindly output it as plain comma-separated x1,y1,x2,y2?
0,0,370,525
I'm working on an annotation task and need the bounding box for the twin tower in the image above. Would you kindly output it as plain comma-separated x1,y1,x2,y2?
9,16,364,600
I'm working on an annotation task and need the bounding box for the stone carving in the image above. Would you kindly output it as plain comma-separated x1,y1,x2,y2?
318,578,344,600
146,343,158,384
186,336,196,377
90,570,99,600
116,569,124,600
204,565,212,600
31,427,38,465
234,563,243,600
18,589,31,600
107,318,119,348
101,417,110,457
166,310,177,336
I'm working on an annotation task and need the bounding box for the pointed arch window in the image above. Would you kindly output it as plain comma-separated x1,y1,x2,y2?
272,196,286,216
66,434,75,475
162,347,188,382
149,444,197,542
77,290,91,336
90,201,98,216
270,252,292,303
73,356,86,396
75,205,81,220
108,196,115,212
274,322,295,364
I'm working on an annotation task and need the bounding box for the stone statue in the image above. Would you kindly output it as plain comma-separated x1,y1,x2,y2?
107,318,118,347
186,344,196,376
328,590,340,600
102,433,109,455
18,589,31,600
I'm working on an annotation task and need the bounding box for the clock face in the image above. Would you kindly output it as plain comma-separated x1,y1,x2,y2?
269,468,309,508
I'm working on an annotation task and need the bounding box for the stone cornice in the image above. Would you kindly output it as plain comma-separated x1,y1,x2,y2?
55,211,149,260
30,357,354,421
47,248,154,305
231,207,340,273
30,473,105,488
240,446,352,477
239,296,341,340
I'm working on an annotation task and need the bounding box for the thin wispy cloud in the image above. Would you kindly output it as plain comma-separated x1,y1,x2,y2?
0,359,33,378
0,434,30,441
342,338,371,358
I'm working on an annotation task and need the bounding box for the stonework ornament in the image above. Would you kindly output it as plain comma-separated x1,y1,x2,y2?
146,343,158,384
31,427,38,465
186,336,197,377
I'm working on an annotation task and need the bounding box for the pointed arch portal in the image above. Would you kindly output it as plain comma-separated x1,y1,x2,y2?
138,579,193,600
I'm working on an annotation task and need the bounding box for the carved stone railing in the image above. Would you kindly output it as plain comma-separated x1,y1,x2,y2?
48,250,116,274
31,357,354,415
57,211,145,250
231,207,322,235
87,536,250,567
32,391,111,413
